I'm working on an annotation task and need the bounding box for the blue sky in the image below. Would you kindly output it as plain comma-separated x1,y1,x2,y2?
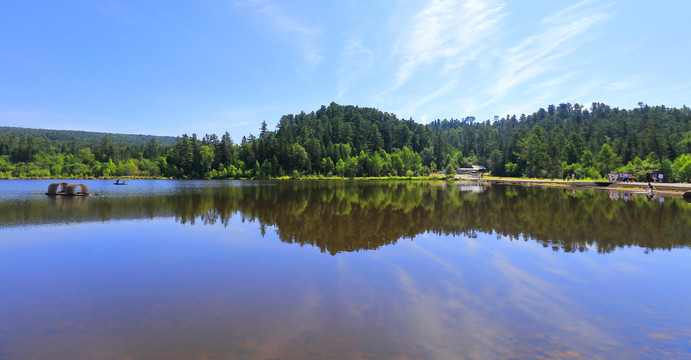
1,0,689,140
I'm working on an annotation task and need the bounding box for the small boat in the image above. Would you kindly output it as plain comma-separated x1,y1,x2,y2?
114,179,127,185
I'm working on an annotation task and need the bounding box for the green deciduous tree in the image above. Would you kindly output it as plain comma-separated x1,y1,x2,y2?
597,143,619,176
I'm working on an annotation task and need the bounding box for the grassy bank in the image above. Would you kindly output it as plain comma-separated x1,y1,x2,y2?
1,175,449,181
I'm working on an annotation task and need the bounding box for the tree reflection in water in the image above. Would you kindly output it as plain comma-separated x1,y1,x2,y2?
1,181,689,254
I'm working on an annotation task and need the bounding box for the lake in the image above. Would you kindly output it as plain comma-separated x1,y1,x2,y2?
1,179,690,359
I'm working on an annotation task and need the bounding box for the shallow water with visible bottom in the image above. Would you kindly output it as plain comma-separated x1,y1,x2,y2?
0,179,690,359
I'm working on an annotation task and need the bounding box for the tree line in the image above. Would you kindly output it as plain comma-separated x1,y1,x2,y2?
1,102,690,181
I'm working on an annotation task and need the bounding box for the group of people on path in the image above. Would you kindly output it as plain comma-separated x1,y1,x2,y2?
605,171,663,196
606,172,665,183
607,172,635,183
647,172,664,183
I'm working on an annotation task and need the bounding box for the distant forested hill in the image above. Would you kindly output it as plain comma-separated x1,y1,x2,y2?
0,126,177,147
0,127,177,177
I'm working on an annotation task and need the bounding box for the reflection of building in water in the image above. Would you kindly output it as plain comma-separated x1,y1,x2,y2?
455,182,487,193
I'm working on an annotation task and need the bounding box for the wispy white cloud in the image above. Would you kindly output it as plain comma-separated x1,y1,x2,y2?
234,0,323,68
373,0,505,118
337,38,375,98
391,0,505,90
604,77,639,92
484,2,614,109
528,72,579,93
404,78,459,114
368,0,618,122
618,37,649,55
546,0,598,24
489,255,616,345
489,72,581,117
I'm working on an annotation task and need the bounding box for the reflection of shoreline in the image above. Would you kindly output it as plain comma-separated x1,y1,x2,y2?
1,182,689,254
607,191,665,203
481,178,690,197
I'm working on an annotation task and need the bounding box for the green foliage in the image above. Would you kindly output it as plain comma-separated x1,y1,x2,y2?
504,162,519,177
518,125,549,178
618,156,657,181
0,126,176,147
580,150,595,169
671,154,691,182
1,102,690,181
597,143,619,175
562,162,581,179
445,163,455,179
578,166,600,180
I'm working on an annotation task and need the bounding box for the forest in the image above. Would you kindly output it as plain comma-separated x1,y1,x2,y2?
1,102,690,182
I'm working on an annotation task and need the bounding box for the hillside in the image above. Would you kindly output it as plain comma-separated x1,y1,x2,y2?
163,102,691,181
0,126,177,147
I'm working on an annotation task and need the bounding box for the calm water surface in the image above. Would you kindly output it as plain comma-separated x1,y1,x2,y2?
0,179,690,359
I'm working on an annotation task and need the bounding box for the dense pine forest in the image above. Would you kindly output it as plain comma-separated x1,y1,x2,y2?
2,102,690,181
